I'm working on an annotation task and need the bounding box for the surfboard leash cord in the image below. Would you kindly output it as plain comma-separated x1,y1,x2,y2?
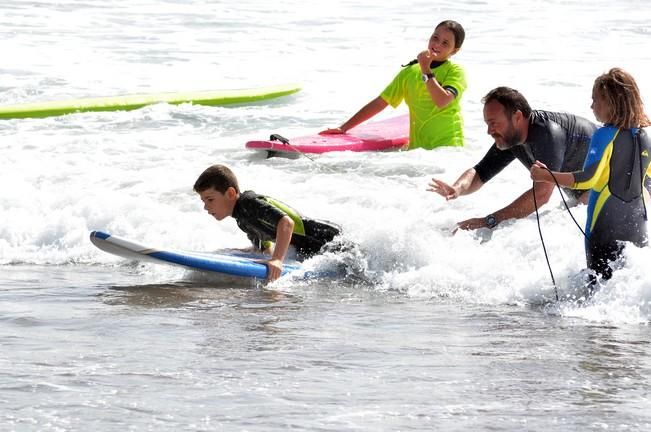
269,133,338,173
532,167,588,301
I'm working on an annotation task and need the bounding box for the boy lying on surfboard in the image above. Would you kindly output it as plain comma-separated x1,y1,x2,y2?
194,164,343,281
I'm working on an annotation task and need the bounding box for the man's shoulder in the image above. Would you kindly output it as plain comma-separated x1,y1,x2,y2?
528,111,558,136
531,110,571,123
530,111,597,141
531,110,594,127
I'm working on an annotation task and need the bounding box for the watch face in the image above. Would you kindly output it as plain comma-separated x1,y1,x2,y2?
421,74,428,82
485,215,497,228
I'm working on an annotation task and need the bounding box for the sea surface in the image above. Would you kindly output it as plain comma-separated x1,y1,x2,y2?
2,0,651,430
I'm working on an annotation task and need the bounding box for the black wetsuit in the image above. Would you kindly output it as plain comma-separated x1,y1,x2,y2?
474,111,597,198
572,127,651,280
232,190,341,259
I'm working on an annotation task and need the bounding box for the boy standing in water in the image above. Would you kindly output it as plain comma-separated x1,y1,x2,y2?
193,164,342,281
531,68,651,283
322,20,467,150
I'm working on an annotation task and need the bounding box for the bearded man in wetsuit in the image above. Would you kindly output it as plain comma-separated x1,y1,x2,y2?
428,86,597,230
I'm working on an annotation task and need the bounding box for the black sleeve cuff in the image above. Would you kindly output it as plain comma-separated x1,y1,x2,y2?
443,86,458,97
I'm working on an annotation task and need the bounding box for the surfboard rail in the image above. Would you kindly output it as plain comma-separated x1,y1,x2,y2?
245,114,409,155
0,84,301,120
89,230,300,279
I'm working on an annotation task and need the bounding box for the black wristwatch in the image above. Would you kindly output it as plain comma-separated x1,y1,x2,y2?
485,214,498,229
421,73,434,82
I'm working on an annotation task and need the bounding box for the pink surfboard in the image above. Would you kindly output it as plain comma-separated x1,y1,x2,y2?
245,115,409,156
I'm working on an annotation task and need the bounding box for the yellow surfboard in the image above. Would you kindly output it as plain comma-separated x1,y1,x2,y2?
0,84,300,119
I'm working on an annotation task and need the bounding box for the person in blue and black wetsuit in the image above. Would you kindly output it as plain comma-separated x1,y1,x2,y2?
194,164,342,281
428,86,597,231
531,68,651,282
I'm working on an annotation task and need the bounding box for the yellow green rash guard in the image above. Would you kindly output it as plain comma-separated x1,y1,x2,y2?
380,61,466,150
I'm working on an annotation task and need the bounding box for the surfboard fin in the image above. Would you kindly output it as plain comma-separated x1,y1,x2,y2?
270,133,290,145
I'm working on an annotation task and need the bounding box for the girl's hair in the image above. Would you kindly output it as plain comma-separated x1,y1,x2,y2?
436,20,465,49
594,68,650,128
401,20,465,67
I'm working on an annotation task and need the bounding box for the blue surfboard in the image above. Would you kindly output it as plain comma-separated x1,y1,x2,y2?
89,231,301,279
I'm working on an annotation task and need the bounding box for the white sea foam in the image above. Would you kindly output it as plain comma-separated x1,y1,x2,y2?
1,0,651,323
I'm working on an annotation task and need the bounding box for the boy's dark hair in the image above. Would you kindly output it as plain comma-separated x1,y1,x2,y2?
482,86,532,119
436,20,465,49
193,164,240,194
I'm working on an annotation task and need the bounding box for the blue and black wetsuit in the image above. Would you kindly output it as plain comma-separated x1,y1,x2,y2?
475,111,597,199
572,127,651,280
232,190,342,259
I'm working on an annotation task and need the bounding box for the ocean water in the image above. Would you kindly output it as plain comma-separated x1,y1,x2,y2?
2,0,651,430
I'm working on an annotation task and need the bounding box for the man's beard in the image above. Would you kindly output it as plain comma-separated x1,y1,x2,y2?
495,122,522,150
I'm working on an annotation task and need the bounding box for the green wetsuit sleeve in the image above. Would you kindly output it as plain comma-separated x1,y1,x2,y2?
380,68,408,108
440,62,466,98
